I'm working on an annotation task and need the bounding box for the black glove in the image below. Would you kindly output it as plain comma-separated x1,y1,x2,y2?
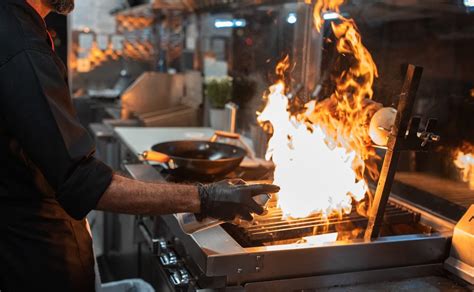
197,179,280,221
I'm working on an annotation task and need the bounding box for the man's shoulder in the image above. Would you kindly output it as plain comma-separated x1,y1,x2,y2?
0,0,50,68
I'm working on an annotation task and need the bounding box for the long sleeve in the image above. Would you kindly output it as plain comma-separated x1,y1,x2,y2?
0,49,113,220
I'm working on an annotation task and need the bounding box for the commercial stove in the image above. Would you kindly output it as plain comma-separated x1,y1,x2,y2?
125,163,454,292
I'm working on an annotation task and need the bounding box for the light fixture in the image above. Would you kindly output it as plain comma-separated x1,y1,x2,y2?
287,13,297,24
323,12,341,20
214,19,247,29
465,0,474,7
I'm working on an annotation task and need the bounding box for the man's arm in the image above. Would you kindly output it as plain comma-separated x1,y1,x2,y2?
96,174,200,215
96,175,280,221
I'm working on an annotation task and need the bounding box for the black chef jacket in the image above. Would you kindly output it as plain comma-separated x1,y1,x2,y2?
0,0,114,291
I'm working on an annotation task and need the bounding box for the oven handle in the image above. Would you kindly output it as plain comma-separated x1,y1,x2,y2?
137,222,166,255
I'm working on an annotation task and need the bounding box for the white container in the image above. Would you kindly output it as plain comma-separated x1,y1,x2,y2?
209,108,227,131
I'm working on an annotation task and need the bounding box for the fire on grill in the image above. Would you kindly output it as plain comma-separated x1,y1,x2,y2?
248,0,388,242
222,196,431,247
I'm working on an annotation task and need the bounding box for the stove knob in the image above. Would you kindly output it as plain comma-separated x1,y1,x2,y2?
160,251,179,267
138,223,169,256
150,238,168,256
169,268,190,287
156,238,169,255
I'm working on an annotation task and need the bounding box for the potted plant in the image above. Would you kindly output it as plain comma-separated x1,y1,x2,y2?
205,76,233,130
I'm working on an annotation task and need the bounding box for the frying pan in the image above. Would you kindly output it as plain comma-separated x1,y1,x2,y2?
141,140,247,179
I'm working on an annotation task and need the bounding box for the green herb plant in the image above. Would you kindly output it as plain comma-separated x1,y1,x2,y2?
205,77,233,109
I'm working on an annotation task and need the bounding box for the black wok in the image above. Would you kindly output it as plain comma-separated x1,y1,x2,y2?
142,140,247,179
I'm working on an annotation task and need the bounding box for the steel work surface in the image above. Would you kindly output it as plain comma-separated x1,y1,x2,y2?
396,172,474,209
114,127,216,157
320,276,471,292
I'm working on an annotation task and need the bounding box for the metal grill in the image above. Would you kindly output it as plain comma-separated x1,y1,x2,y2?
224,202,421,246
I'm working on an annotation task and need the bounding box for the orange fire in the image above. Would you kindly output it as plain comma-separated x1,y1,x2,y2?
257,0,380,218
313,0,344,31
454,144,474,190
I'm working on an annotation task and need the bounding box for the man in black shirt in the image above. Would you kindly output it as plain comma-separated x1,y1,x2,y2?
0,0,279,291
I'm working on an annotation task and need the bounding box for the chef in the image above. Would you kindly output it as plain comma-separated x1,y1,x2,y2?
0,0,279,291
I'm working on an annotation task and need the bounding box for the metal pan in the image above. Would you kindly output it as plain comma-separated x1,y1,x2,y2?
141,140,247,179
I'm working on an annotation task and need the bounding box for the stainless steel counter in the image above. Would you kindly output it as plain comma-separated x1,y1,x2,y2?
114,127,216,158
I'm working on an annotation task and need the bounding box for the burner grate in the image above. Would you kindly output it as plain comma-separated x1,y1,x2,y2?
223,202,421,246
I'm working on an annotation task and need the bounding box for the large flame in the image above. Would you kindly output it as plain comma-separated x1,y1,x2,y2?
257,0,380,218
313,0,344,31
454,143,474,190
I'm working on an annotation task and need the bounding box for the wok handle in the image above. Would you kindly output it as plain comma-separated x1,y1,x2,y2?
210,130,241,141
141,150,171,163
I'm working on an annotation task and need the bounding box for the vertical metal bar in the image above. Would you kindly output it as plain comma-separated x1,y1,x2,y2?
226,102,238,133
364,65,423,241
296,1,314,102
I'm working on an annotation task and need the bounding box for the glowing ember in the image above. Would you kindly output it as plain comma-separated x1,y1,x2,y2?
257,0,380,218
454,144,474,190
302,233,338,245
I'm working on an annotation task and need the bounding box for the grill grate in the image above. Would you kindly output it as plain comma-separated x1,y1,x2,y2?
223,202,420,246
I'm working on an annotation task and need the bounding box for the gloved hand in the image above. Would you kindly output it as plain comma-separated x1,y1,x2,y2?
197,179,280,221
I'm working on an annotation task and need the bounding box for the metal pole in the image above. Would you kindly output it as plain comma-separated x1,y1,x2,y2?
225,102,238,133
364,65,424,241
